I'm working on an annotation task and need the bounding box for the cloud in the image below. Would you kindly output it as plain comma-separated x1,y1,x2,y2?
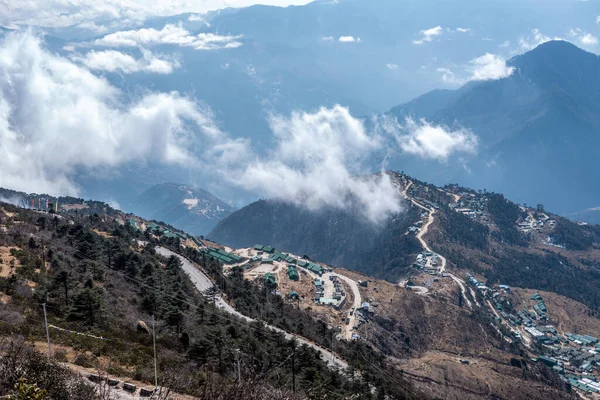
437,54,513,85
518,29,561,51
93,24,243,50
321,36,334,42
456,27,471,33
228,106,402,224
73,49,179,74
436,67,463,85
0,31,224,196
597,15,600,24
569,28,598,46
468,53,514,81
338,36,361,43
75,21,110,33
188,14,210,25
413,26,443,44
499,40,510,48
393,118,478,161
386,63,398,70
0,31,403,224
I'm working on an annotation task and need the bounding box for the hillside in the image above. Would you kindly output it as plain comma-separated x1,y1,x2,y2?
210,199,423,281
129,183,235,236
387,40,600,217
211,172,600,312
1,190,584,399
0,201,421,399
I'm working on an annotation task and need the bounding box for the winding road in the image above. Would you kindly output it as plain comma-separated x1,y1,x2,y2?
334,273,362,340
399,182,473,309
155,247,348,369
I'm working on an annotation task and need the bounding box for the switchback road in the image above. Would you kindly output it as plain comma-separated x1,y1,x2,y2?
156,247,348,369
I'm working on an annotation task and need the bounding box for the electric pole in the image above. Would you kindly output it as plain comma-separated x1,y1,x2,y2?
235,349,241,384
152,315,158,389
43,303,51,358
291,346,296,394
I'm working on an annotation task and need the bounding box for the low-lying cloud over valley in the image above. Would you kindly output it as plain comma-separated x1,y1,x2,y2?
0,32,480,224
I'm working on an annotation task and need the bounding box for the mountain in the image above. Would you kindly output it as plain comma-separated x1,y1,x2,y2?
209,198,422,280
0,199,416,399
387,41,600,216
130,183,235,235
211,171,600,311
0,189,578,399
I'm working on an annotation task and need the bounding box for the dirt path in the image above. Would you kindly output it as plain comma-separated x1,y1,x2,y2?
156,247,348,370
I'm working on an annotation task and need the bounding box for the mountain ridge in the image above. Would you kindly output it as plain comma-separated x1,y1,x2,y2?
386,40,600,217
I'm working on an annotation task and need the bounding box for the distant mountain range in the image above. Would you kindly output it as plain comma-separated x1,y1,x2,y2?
387,40,600,218
129,183,235,235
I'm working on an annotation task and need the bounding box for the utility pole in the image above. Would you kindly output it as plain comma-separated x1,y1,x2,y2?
106,241,112,269
152,315,158,389
42,303,51,358
235,349,241,384
41,239,45,274
291,346,296,394
331,330,336,364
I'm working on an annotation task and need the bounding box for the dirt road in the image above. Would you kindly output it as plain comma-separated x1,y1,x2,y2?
156,247,348,369
334,273,362,340
399,185,471,308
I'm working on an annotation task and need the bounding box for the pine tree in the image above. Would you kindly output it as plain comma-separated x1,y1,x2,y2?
67,279,103,326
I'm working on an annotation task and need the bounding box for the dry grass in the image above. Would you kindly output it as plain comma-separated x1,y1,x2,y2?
0,246,19,277
395,350,572,400
92,229,114,239
511,287,600,338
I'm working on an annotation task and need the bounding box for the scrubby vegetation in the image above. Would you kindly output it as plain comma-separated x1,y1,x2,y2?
486,193,528,246
0,203,420,399
438,205,489,250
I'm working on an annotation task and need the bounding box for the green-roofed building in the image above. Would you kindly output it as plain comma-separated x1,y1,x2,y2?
254,245,264,251
287,265,299,281
263,245,275,254
265,273,277,287
289,291,299,300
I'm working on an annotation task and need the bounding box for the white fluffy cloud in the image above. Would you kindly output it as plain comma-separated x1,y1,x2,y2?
386,63,398,70
413,26,444,44
456,27,471,33
569,28,598,46
73,49,179,74
229,106,401,224
0,31,481,224
338,36,361,43
393,118,478,161
437,54,513,85
93,24,243,50
0,31,223,195
468,53,515,81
